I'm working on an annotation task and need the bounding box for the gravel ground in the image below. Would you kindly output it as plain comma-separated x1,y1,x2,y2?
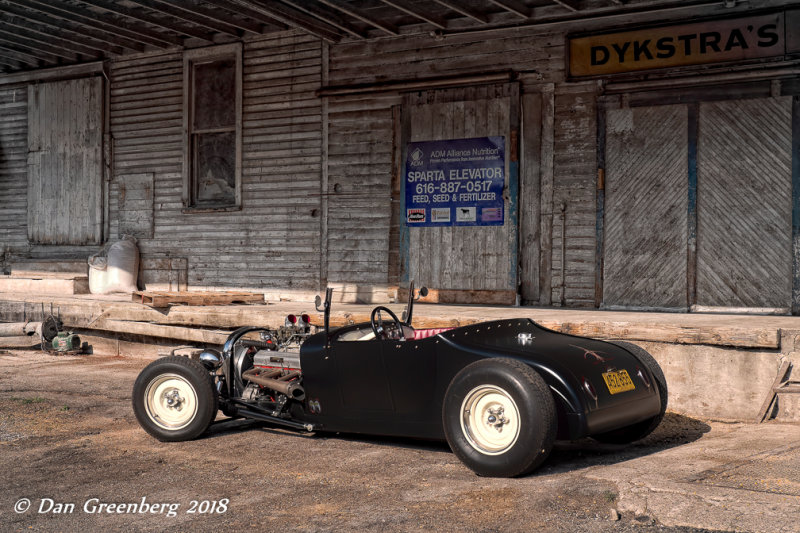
0,349,724,532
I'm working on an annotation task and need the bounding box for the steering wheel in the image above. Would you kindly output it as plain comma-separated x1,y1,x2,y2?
370,306,405,341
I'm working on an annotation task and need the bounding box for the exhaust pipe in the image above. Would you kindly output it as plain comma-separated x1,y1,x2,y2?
242,368,305,401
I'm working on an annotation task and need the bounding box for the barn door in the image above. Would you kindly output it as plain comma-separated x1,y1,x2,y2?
401,84,518,303
27,77,104,245
696,97,792,310
603,104,689,309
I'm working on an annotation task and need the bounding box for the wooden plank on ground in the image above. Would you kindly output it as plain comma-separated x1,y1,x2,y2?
132,291,265,307
91,319,230,345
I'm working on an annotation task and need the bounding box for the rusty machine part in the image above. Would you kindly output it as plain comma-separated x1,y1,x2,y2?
241,368,305,401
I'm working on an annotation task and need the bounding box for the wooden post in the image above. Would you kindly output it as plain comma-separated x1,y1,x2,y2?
508,82,521,302
687,102,699,309
399,96,412,285
792,95,800,315
595,102,606,308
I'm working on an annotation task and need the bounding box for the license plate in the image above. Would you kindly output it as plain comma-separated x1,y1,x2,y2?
602,369,635,394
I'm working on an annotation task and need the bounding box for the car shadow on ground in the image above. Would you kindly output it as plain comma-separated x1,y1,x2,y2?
540,413,711,475
202,411,710,476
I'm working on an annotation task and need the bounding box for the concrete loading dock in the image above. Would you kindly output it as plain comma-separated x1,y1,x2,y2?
0,290,797,424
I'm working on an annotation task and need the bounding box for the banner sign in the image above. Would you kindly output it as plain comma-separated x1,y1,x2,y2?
569,12,785,77
404,136,505,227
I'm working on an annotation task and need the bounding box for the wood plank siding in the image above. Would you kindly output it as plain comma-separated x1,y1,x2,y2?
325,29,598,305
107,33,324,298
0,85,27,258
2,3,798,312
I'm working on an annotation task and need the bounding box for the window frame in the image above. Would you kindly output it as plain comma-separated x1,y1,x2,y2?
182,43,242,212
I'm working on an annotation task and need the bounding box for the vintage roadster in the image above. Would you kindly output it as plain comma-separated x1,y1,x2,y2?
132,285,667,477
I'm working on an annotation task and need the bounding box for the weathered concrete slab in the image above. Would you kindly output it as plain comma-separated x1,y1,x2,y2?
587,422,800,533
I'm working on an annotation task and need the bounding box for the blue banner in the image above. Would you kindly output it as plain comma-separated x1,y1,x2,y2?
404,136,505,227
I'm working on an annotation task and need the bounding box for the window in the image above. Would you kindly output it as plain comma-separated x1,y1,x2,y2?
183,44,242,210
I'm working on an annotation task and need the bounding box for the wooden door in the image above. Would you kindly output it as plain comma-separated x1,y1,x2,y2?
603,104,689,309
696,97,792,310
27,77,104,245
402,84,518,302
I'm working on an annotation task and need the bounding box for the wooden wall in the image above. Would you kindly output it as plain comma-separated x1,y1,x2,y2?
0,84,27,265
107,32,323,298
0,25,602,306
325,27,598,306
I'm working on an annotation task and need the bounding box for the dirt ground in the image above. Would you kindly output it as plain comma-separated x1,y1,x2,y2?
0,348,776,532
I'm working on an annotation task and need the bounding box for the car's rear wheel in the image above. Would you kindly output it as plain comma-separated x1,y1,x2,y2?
132,356,218,442
593,341,668,444
443,358,556,477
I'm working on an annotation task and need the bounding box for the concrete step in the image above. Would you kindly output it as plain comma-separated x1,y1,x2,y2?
0,275,89,295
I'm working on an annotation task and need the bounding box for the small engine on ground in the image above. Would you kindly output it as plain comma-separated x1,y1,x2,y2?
41,314,87,354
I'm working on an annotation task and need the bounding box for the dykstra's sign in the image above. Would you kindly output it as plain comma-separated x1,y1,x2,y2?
569,12,794,77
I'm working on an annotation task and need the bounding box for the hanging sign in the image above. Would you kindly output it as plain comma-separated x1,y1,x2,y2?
404,136,505,227
569,12,785,77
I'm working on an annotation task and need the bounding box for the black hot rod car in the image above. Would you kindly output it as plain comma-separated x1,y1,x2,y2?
132,284,667,477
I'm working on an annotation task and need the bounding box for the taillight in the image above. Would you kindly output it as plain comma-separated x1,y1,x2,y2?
285,314,297,327
301,313,310,325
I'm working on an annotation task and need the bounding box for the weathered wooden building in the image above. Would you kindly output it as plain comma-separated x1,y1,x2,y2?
1,0,799,312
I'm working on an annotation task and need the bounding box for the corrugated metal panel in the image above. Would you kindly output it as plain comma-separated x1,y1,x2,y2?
109,32,323,295
604,104,688,308
27,78,104,245
404,84,514,292
697,97,792,309
0,85,27,252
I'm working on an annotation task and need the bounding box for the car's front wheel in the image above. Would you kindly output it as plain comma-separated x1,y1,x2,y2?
132,356,218,442
443,358,556,477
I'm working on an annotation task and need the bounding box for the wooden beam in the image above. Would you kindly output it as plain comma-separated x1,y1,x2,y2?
0,14,124,56
90,319,231,345
0,60,103,86
159,0,265,34
552,0,581,11
202,0,288,32
0,28,81,61
0,38,62,63
279,0,369,39
316,0,399,36
125,0,243,37
378,0,447,29
0,44,42,67
0,56,25,70
229,0,344,42
15,0,181,47
432,0,490,23
487,0,531,19
78,0,214,42
3,1,145,52
0,20,108,58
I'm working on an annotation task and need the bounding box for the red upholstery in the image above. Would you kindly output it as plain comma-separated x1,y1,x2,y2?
413,327,454,340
